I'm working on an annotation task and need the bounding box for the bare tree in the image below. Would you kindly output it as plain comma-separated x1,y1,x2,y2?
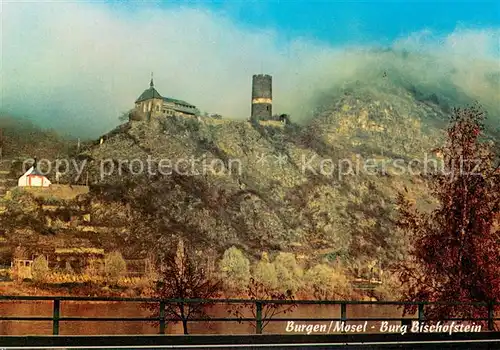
145,239,222,334
228,278,297,333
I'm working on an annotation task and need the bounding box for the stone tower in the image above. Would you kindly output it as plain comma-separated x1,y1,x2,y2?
251,74,272,121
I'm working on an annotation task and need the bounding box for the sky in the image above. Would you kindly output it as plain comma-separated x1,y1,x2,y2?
1,0,499,138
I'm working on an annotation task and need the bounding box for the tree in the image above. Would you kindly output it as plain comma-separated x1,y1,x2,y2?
252,252,278,290
146,239,222,334
227,253,299,333
273,252,303,294
303,264,353,300
104,251,127,285
218,246,250,293
31,255,50,284
396,104,500,326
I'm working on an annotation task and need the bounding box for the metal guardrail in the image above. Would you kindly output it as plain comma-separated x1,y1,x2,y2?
0,296,498,335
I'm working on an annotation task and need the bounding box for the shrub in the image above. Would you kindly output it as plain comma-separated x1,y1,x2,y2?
218,246,250,292
104,251,127,284
31,255,50,284
84,258,103,278
0,268,12,281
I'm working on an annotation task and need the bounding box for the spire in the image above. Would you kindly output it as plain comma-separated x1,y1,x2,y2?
150,72,154,88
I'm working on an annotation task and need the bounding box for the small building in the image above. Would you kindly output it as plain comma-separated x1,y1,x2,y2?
18,165,51,187
11,259,33,280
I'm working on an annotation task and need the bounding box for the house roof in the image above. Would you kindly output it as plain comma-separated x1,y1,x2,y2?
22,166,45,177
162,97,196,108
135,86,163,103
29,167,45,176
135,77,197,108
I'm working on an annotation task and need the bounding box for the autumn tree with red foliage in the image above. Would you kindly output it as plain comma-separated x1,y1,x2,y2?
396,104,500,327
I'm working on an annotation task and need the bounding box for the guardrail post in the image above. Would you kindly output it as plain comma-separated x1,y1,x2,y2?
488,302,494,331
418,303,425,325
52,299,60,335
340,302,347,334
255,301,263,334
159,300,166,335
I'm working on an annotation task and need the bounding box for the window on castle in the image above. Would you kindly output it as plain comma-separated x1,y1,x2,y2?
156,105,160,112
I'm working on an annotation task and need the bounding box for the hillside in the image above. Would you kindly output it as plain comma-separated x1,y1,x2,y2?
0,116,76,198
73,75,477,277
0,115,75,161
2,58,498,280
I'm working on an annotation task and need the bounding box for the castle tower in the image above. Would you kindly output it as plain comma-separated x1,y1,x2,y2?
251,74,272,121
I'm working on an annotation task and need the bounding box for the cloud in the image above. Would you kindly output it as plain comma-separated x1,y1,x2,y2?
1,2,499,138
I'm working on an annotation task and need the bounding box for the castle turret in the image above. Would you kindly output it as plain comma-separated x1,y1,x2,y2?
251,74,272,121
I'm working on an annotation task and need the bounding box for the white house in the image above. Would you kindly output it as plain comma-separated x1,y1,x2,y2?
18,166,51,187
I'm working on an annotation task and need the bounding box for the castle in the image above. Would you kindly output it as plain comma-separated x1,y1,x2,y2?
129,76,200,121
129,74,289,125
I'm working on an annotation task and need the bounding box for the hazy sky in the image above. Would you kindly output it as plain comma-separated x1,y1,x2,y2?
1,1,499,138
